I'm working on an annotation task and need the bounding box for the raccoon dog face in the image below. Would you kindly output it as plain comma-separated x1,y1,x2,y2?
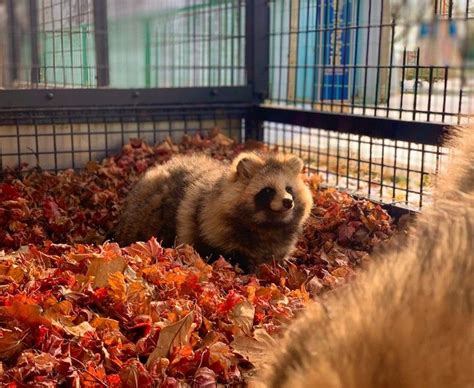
233,153,312,226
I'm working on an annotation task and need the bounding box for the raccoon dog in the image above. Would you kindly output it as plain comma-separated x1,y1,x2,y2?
263,126,474,388
112,152,313,269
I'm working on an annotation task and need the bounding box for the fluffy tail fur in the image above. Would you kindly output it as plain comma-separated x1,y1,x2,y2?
262,125,474,388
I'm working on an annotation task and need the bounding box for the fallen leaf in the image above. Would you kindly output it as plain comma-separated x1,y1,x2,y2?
147,311,195,368
231,328,277,370
208,342,235,374
1,297,51,327
91,317,120,331
62,321,95,337
231,301,255,336
193,367,217,387
108,272,127,302
0,329,25,359
119,359,154,388
87,254,127,288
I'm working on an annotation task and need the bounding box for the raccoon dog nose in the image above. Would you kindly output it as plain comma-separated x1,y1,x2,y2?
282,198,294,210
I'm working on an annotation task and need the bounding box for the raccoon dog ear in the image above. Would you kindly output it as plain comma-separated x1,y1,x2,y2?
234,153,264,180
286,156,304,174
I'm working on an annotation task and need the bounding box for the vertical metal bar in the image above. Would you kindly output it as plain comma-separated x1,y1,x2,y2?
350,0,361,114
330,0,340,111
230,0,236,86
217,2,222,86
59,0,66,87
50,0,57,86
29,0,41,84
399,48,406,119
385,16,395,117
245,0,270,103
245,0,270,141
419,144,426,209
69,0,75,86
81,24,89,85
291,0,301,107
6,0,18,85
441,67,448,122
405,144,411,204
302,0,311,108
392,140,398,201
362,0,372,115
427,67,433,122
93,0,110,87
373,0,384,116
208,0,213,86
144,18,151,88
340,0,351,112
412,47,420,121
379,138,385,199
277,0,285,104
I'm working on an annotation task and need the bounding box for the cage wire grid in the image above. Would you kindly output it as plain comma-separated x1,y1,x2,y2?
0,106,246,172
0,0,472,211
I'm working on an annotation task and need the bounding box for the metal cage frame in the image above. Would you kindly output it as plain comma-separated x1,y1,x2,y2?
0,0,470,215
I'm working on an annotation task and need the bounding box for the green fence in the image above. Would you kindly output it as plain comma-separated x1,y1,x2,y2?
37,0,245,88
41,25,96,87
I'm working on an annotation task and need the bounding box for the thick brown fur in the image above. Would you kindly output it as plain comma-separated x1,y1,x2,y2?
262,126,474,388
113,152,313,269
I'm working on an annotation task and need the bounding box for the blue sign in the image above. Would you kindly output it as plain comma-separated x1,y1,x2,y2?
296,0,353,102
321,0,353,100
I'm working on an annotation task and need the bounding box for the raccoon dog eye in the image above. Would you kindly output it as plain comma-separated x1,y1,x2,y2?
255,187,276,208
263,187,274,194
285,186,293,194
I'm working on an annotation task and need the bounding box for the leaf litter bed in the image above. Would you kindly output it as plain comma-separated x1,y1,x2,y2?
0,131,395,387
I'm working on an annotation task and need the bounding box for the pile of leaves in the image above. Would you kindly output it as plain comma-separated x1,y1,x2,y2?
0,131,248,250
0,131,395,386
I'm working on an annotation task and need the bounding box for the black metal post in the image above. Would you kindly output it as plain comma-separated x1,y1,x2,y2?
29,0,40,84
93,0,110,87
245,0,270,141
6,0,18,86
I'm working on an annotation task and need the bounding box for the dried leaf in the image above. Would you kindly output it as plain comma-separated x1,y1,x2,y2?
231,301,255,336
0,264,24,282
208,342,235,374
108,272,127,302
0,329,24,359
193,367,217,388
63,321,95,337
119,359,153,388
231,328,277,370
147,311,195,368
87,254,127,288
1,297,51,327
91,317,120,331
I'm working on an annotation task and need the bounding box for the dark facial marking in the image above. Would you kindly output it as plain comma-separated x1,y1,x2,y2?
285,186,293,194
254,187,276,210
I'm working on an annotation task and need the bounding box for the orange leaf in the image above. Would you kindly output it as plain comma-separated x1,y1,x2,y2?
91,317,120,331
1,297,50,327
146,311,195,369
208,342,235,373
0,329,24,359
108,272,127,302
86,253,126,288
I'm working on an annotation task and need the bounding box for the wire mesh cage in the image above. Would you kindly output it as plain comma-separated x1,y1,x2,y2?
0,0,472,212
